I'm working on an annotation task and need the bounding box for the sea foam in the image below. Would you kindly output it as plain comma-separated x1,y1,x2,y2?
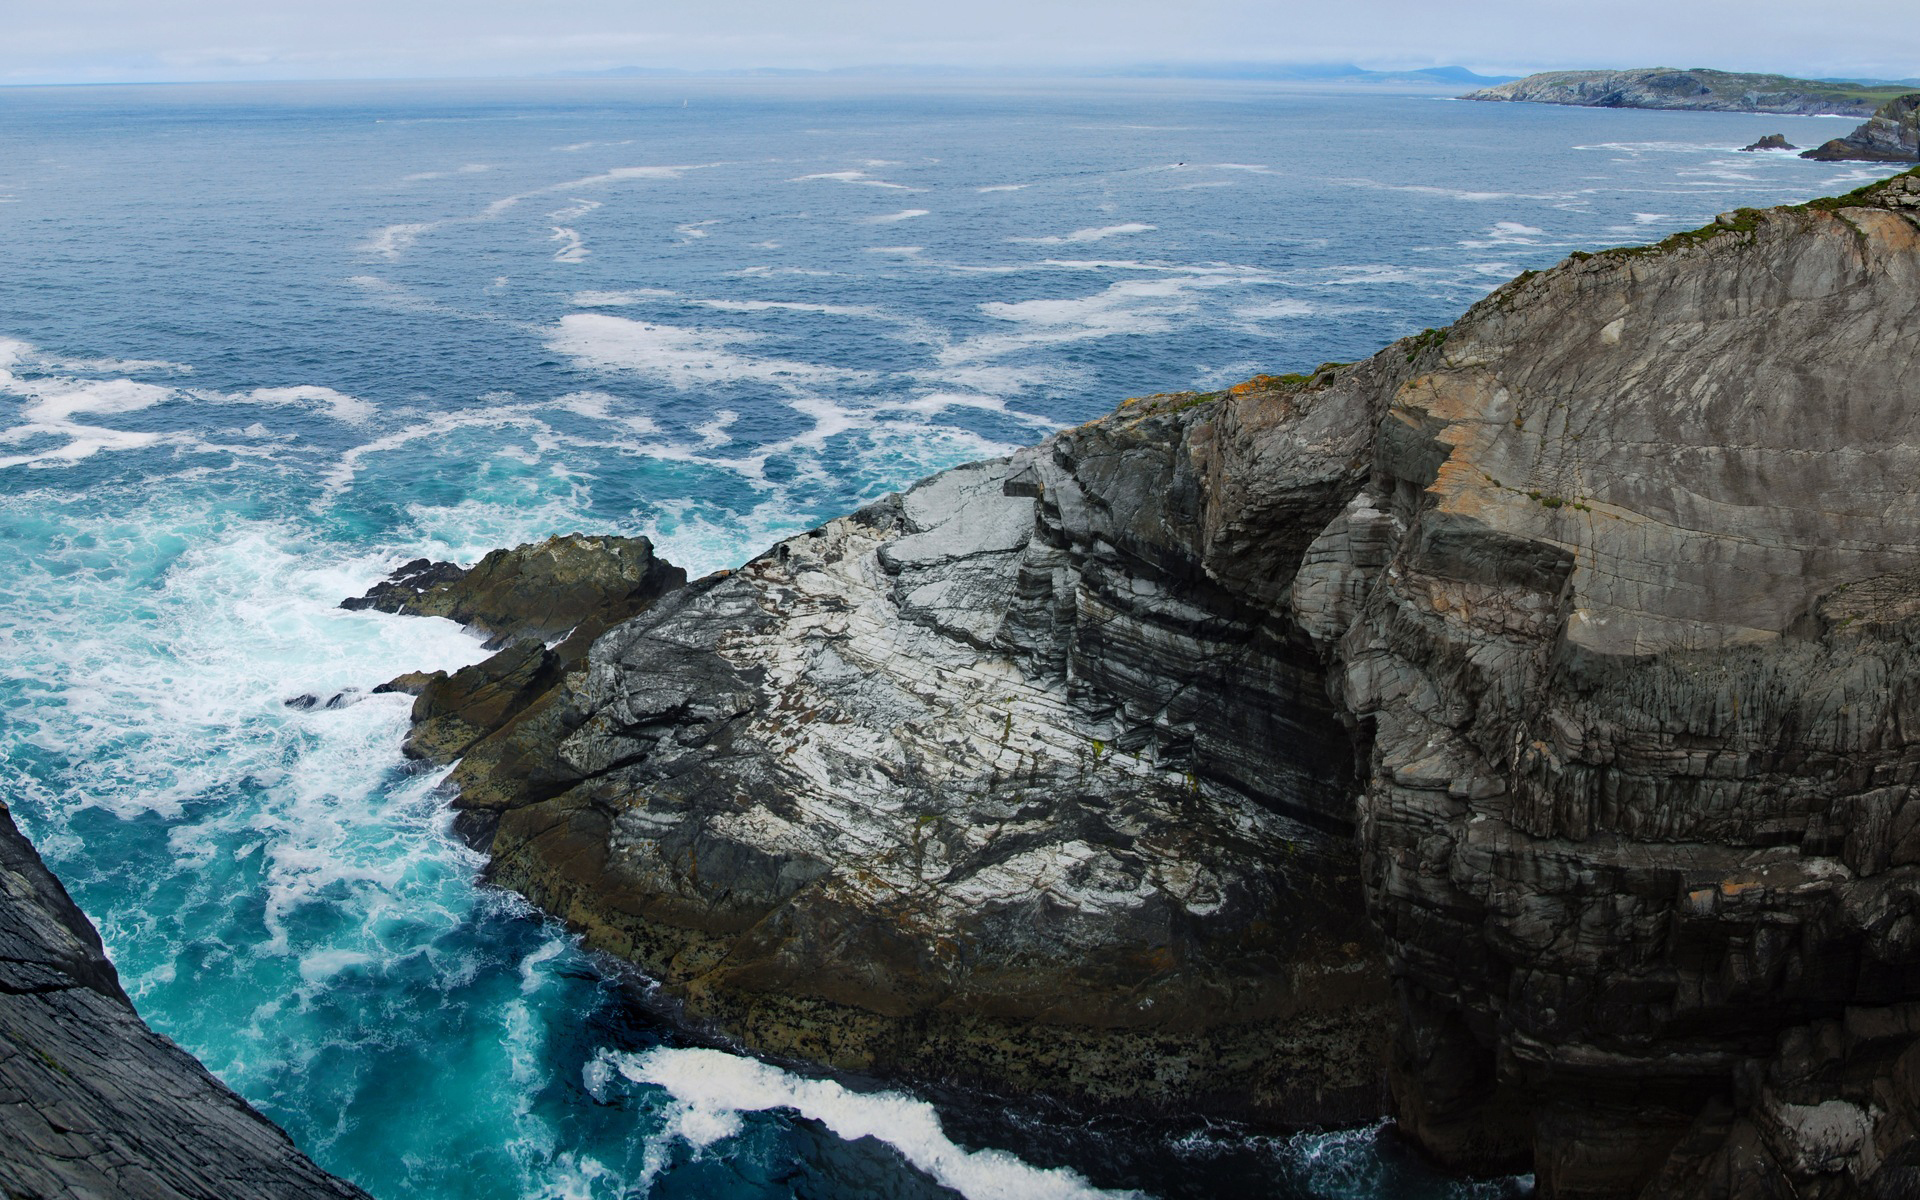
607,1047,1140,1200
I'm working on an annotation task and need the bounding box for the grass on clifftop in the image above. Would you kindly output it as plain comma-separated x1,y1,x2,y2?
1558,165,1920,264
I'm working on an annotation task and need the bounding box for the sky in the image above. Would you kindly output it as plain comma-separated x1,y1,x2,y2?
2,0,1916,86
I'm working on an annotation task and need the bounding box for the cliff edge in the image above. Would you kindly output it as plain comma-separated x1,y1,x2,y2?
361,167,1920,1197
0,803,369,1199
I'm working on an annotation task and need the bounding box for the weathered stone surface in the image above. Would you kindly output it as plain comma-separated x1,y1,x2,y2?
370,368,1412,1123
370,167,1920,1194
0,803,369,1200
342,532,686,650
1464,69,1909,117
1741,134,1797,152
1803,94,1920,162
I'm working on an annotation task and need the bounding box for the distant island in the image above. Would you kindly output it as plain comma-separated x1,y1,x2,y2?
1464,67,1917,116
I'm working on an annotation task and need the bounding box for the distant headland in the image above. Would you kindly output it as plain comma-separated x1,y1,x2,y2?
1464,66,1918,116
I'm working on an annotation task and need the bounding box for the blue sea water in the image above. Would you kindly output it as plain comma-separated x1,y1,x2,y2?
0,76,1904,1199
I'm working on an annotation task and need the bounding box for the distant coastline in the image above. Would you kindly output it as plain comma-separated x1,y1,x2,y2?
1464,66,1918,115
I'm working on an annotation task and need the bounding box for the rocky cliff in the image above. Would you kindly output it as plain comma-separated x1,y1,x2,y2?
1803,94,1920,162
0,803,370,1199
1464,69,1910,117
362,167,1920,1197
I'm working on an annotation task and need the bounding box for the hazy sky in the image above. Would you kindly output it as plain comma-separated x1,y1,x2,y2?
4,0,1917,85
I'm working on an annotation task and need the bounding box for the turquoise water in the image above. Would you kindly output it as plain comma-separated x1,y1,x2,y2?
0,77,1902,1198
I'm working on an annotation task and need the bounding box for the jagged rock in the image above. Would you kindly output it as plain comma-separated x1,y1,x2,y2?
342,532,686,650
1741,134,1797,151
1464,68,1906,116
1802,94,1920,162
369,168,1920,1196
373,669,443,696
0,803,369,1199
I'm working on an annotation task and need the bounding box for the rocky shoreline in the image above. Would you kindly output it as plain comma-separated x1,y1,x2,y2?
348,166,1920,1198
1463,68,1914,116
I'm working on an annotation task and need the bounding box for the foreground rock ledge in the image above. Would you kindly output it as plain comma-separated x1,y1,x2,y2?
363,170,1920,1196
0,803,369,1199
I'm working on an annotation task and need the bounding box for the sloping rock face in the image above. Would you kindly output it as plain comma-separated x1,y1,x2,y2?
0,803,369,1200
1803,94,1920,162
367,168,1920,1195
1464,68,1900,117
394,366,1411,1123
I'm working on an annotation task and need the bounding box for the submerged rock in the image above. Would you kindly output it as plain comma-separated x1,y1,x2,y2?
1740,133,1797,151
0,803,369,1198
1802,93,1920,162
370,168,1920,1196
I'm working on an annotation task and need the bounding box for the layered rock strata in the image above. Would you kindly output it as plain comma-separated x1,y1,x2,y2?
0,803,369,1199
366,168,1920,1196
1464,68,1910,116
1803,94,1920,162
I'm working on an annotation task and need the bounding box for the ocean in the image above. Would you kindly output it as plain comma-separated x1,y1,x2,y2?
0,76,1902,1199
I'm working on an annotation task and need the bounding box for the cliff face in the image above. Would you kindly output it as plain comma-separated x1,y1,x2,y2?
1464,69,1907,117
363,167,1920,1197
1336,172,1920,1196
1803,94,1920,162
0,803,370,1200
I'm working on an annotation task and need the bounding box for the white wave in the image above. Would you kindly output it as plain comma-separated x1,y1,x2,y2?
229,385,377,425
557,139,635,151
357,164,715,260
361,222,438,258
791,169,920,191
546,314,869,390
865,245,923,256
0,338,191,376
1011,222,1155,245
688,298,889,319
401,163,494,182
676,219,721,240
612,1047,1138,1200
551,226,589,263
1339,177,1580,202
976,183,1030,193
0,369,175,468
571,289,677,307
547,391,661,435
548,198,603,221
863,209,929,224
1237,298,1318,320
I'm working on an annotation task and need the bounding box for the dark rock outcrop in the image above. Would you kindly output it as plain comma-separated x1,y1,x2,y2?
1465,69,1910,116
0,802,369,1199
342,532,686,652
368,167,1920,1196
1741,134,1797,151
1802,94,1920,162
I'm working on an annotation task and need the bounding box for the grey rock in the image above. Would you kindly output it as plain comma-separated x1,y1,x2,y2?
371,166,1920,1196
1802,94,1920,162
0,803,369,1200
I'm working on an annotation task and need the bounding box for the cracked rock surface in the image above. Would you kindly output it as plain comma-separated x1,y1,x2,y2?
0,803,368,1200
